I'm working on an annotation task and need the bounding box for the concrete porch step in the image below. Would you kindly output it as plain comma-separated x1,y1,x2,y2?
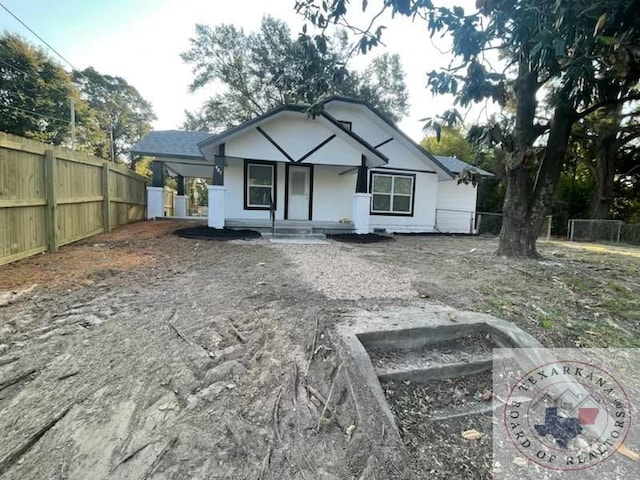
376,356,493,383
273,227,314,235
261,232,327,240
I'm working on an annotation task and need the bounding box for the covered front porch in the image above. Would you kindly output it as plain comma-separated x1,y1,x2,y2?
145,152,374,234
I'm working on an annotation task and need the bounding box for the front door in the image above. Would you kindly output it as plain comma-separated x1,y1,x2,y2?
287,165,311,220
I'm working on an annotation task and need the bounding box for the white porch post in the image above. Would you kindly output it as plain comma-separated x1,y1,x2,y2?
175,195,188,217
146,186,164,219
207,186,226,228
207,144,226,228
352,193,371,234
352,155,370,234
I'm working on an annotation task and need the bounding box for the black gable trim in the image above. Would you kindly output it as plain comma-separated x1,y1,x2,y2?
322,96,454,178
320,111,388,164
198,105,307,149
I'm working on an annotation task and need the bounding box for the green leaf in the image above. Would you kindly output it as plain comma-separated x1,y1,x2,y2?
596,35,618,46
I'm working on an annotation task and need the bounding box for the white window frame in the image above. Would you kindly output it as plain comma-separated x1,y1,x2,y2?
370,172,415,216
245,162,275,210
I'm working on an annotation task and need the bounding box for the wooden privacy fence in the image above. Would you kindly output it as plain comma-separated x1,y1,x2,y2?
0,132,148,266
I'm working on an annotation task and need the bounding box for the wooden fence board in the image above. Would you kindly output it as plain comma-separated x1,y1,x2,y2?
0,132,148,266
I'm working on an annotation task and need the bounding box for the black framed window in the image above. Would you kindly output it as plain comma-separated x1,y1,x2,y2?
370,172,415,216
245,161,276,210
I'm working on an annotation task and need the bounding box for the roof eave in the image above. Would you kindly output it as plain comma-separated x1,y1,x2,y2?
130,150,206,161
322,96,455,178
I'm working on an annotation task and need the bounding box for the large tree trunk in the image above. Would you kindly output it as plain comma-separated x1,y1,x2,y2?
496,62,541,258
497,73,575,258
592,100,622,219
497,159,539,257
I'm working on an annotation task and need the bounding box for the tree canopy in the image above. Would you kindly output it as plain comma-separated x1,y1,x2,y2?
0,33,81,145
181,15,409,131
296,0,640,257
0,33,155,164
421,126,474,162
73,67,156,160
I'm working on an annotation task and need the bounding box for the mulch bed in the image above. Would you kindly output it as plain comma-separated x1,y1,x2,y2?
173,226,261,241
326,233,393,244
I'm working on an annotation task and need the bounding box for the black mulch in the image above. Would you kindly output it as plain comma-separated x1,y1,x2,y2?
173,226,261,241
326,233,394,244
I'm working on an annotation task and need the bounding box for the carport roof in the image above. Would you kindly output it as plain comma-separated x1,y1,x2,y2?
130,130,212,159
434,155,494,177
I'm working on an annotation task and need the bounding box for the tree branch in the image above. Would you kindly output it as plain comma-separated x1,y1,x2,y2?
576,93,640,120
619,129,640,146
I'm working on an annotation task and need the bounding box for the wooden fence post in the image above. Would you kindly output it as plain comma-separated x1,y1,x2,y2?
45,149,58,252
102,161,111,232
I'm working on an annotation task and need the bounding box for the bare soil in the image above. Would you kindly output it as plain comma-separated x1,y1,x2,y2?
1,221,639,479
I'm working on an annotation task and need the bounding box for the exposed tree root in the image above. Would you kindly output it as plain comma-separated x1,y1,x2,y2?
0,404,72,476
0,368,37,392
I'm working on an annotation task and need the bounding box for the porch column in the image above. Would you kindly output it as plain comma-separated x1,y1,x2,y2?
147,160,165,219
208,144,226,228
353,155,370,234
175,175,188,217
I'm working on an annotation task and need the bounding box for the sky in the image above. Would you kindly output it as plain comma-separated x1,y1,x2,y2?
0,0,492,141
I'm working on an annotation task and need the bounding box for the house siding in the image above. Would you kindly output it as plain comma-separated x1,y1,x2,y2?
312,166,355,222
325,102,443,232
369,169,438,232
435,181,478,233
224,113,364,166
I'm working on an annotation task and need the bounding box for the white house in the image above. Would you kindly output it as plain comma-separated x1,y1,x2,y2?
131,96,492,234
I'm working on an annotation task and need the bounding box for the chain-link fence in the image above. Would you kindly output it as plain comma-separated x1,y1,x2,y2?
568,219,640,246
475,212,553,239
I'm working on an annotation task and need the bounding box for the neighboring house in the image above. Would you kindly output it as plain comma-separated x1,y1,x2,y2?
131,96,492,234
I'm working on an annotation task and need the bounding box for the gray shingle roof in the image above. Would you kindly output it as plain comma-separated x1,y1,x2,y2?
130,130,212,159
434,155,493,177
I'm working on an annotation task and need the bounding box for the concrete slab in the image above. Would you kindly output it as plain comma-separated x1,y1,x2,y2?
267,238,330,245
333,303,543,443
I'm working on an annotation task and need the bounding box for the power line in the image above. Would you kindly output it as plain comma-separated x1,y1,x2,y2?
0,57,74,99
0,2,90,83
0,3,119,159
0,2,112,102
0,102,71,125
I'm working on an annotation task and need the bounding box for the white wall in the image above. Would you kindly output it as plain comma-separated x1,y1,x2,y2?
312,166,355,221
224,113,364,166
223,158,286,220
435,181,478,233
368,169,439,233
324,103,440,174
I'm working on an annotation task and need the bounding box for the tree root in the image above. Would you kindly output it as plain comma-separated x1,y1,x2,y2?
0,404,72,476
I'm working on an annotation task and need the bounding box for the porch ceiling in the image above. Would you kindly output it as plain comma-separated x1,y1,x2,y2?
155,157,213,178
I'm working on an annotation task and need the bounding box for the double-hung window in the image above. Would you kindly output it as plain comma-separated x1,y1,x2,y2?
370,172,415,216
245,162,276,209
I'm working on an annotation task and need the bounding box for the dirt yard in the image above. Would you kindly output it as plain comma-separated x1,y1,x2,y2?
1,221,639,479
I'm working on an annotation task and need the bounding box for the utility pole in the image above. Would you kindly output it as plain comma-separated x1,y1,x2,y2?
109,124,115,162
70,99,76,150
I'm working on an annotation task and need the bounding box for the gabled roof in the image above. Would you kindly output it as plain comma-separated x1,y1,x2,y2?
130,130,211,159
434,155,494,177
197,104,388,164
322,96,455,179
